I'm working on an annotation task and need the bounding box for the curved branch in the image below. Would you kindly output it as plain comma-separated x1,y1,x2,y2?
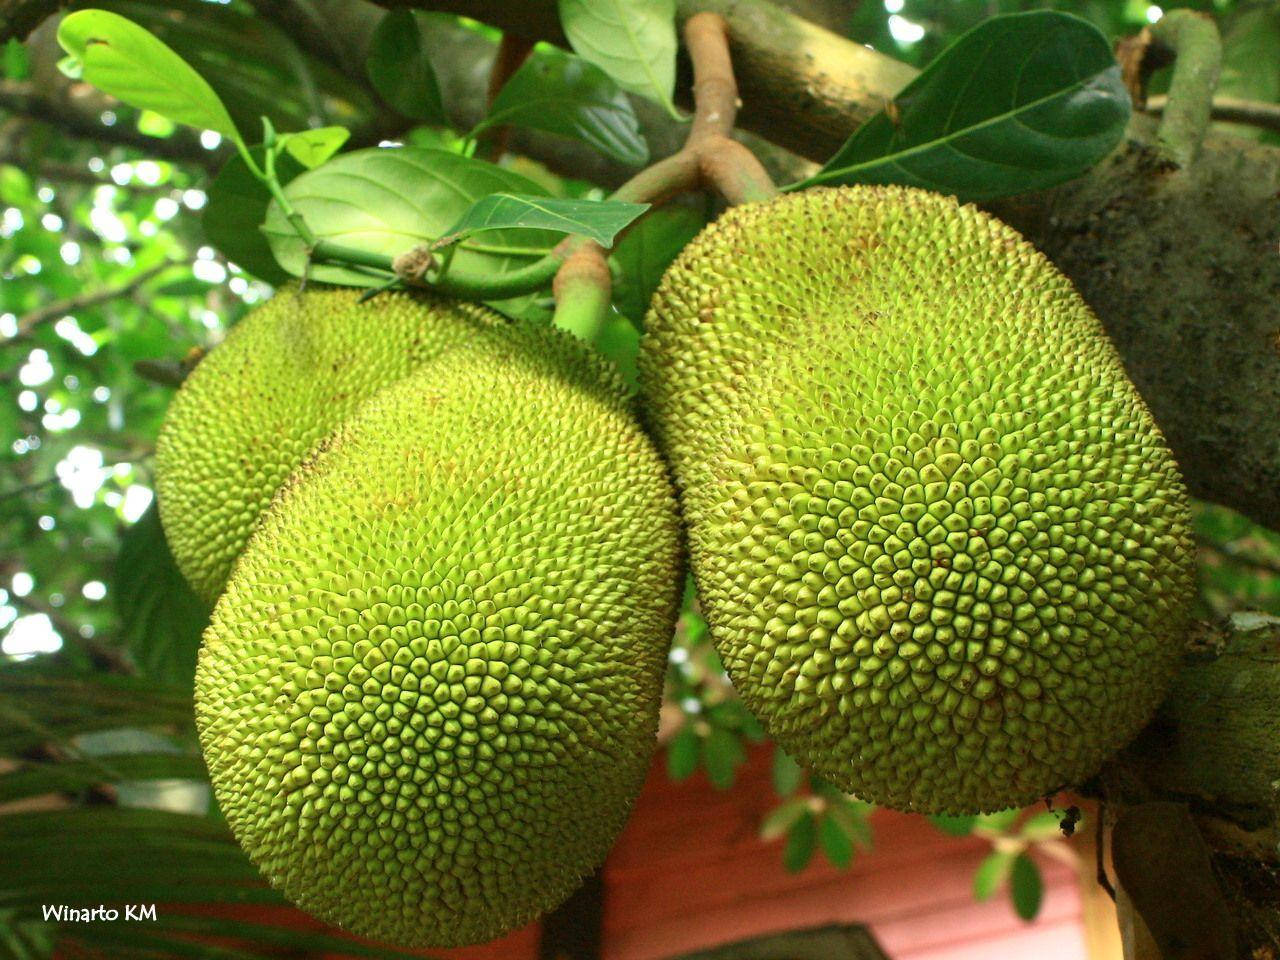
1148,10,1224,167
1142,94,1280,136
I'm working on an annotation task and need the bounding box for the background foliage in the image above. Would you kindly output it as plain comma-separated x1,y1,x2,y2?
2,0,1279,956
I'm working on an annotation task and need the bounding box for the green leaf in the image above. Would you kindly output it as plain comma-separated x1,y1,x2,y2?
1219,4,1280,144
782,811,817,873
282,126,350,169
57,9,239,141
202,145,305,283
666,724,700,781
1010,853,1044,920
0,753,207,804
1020,809,1067,841
262,147,558,289
609,202,705,325
930,813,978,836
801,11,1130,201
973,850,1015,901
827,797,874,850
558,0,679,116
114,503,209,688
759,797,810,841
701,725,746,790
819,812,855,868
482,45,648,166
366,9,445,124
771,746,803,797
977,808,1021,833
436,194,648,250
3,38,30,80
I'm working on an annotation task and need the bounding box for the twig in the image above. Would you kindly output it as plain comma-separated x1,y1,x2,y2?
0,80,223,170
12,260,181,339
1146,11,1223,167
547,12,777,339
482,33,536,162
1143,94,1280,136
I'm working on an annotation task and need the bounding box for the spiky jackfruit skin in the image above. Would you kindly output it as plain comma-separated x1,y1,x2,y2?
195,324,682,947
156,286,505,605
639,185,1195,813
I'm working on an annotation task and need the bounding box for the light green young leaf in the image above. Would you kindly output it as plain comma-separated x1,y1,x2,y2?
1020,809,1068,842
558,0,679,117
759,797,810,841
818,812,855,869
436,194,648,250
57,9,238,141
973,850,1015,901
283,126,350,169
771,747,803,797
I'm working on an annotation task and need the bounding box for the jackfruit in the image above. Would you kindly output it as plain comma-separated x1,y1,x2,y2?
156,286,505,604
639,185,1194,813
195,323,682,947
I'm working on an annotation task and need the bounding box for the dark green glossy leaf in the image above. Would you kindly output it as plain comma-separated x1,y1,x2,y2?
483,46,647,166
803,11,1129,201
437,194,647,249
114,504,209,688
366,10,445,124
1010,852,1044,920
609,202,704,325
262,148,556,288
57,9,239,140
202,146,304,282
782,811,817,873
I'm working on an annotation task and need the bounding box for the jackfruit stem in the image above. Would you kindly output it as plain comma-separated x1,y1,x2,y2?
1135,11,1223,168
551,242,613,344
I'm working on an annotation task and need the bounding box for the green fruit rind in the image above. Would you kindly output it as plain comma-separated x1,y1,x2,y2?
156,286,505,605
196,323,682,947
639,185,1195,814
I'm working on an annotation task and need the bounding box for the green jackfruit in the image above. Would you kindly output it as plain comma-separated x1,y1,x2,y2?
195,323,682,947
156,286,504,604
639,185,1194,813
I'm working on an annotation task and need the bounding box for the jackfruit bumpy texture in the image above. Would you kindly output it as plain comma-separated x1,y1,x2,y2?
639,185,1195,813
195,324,683,947
156,286,505,605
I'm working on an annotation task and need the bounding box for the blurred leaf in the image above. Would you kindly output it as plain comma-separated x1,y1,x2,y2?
203,145,305,283
1218,4,1280,144
3,38,30,80
771,747,803,797
666,724,699,781
609,203,704,325
803,11,1129,201
818,811,855,868
930,813,977,836
782,811,817,872
827,797,874,850
558,0,679,115
973,850,1015,901
366,9,446,124
1010,852,1044,920
263,147,558,288
114,504,209,688
592,310,640,387
1020,810,1066,841
759,796,810,841
978,808,1021,833
482,46,648,166
437,194,648,249
702,725,746,789
57,9,239,140
282,126,350,169
0,753,206,803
